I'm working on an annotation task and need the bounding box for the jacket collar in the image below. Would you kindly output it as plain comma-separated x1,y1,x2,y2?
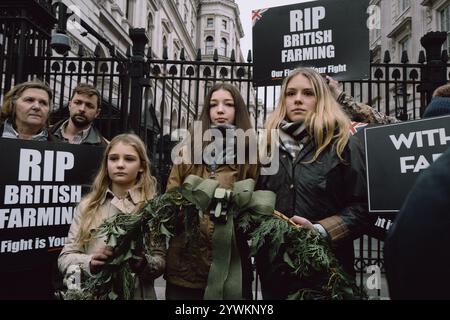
53,119,103,145
102,186,142,206
2,119,49,141
83,125,104,145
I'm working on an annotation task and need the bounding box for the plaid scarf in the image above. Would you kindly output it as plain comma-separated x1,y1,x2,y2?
278,120,309,159
204,124,237,170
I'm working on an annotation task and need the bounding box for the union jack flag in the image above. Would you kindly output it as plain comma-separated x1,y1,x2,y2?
349,121,369,135
252,8,269,26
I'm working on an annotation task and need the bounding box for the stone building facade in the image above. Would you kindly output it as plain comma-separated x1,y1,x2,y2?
57,0,253,133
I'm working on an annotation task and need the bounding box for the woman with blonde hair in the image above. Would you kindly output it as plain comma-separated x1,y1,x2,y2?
257,67,370,299
58,133,165,299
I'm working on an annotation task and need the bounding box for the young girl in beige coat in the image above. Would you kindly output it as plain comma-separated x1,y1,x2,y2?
58,133,165,299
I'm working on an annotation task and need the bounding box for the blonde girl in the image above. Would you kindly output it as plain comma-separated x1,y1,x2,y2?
257,68,370,299
58,133,165,299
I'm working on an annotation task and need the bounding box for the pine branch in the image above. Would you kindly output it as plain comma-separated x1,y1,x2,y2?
63,183,364,300
64,190,187,300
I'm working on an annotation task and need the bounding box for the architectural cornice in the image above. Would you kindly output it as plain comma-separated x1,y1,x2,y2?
161,18,174,33
111,3,124,16
148,0,160,11
387,16,412,39
164,0,196,56
98,6,131,46
420,0,434,6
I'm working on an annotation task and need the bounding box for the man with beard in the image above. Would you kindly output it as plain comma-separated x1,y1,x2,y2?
51,83,108,146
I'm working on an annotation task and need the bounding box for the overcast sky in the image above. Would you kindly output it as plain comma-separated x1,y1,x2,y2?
235,0,313,57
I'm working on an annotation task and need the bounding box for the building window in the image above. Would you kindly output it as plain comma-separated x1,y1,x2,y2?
205,36,214,55
220,38,227,56
147,13,154,43
398,0,410,13
399,35,410,60
441,4,450,53
207,18,213,28
171,109,178,130
163,36,168,57
126,0,134,21
222,19,227,30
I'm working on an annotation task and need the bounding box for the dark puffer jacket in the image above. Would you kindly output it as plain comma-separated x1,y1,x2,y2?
256,135,371,299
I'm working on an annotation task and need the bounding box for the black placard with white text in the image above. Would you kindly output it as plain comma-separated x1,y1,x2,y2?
252,0,370,86
0,138,104,272
365,115,450,213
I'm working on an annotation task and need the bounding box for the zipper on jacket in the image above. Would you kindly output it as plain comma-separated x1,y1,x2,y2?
291,160,296,214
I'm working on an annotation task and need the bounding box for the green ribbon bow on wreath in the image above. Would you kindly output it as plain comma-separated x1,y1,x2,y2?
63,175,362,300
181,175,276,300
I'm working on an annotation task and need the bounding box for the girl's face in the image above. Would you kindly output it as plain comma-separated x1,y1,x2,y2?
209,89,236,125
285,74,317,122
107,142,143,188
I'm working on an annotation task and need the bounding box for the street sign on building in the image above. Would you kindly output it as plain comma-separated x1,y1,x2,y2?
252,0,370,86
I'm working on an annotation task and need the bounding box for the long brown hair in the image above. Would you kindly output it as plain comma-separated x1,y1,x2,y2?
265,68,350,162
199,83,252,132
180,83,254,162
76,133,157,245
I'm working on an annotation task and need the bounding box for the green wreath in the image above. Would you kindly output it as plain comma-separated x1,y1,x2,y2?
64,175,363,300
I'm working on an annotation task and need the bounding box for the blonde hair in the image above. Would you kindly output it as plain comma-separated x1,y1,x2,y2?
76,133,157,245
265,68,350,162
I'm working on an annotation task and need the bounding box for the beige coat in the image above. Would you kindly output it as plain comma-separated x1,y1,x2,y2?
58,188,165,299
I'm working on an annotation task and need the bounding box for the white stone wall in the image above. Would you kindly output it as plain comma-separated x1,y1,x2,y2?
370,0,450,63
365,0,449,119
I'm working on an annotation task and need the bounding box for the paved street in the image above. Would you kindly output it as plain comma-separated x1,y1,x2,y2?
153,273,263,300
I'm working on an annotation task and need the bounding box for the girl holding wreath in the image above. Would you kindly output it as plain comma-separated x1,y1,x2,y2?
257,68,372,299
58,133,165,299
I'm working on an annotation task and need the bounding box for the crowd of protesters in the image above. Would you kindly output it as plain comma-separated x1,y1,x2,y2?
0,73,449,300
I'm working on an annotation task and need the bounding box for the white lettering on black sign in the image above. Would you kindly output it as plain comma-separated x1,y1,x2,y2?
18,149,74,182
1,148,81,230
389,128,450,173
281,6,336,64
